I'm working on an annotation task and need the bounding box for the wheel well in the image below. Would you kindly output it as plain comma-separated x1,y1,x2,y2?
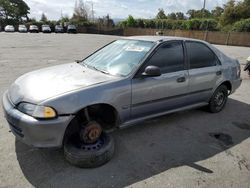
221,81,232,93
64,104,119,143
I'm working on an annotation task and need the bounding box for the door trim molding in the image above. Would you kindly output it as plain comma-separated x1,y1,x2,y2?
132,88,213,108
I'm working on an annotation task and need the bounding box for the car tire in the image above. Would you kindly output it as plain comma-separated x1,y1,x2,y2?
64,132,115,168
208,85,228,113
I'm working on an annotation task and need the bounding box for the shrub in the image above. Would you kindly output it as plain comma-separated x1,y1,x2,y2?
232,18,250,32
119,18,219,31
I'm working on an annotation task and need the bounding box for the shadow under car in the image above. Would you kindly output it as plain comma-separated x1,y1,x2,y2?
15,98,250,188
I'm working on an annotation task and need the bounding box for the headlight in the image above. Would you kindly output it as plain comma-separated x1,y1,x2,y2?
17,102,57,119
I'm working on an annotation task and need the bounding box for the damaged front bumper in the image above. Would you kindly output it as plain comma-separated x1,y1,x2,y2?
2,91,74,148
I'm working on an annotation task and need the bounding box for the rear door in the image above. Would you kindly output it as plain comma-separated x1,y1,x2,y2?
131,41,189,119
185,41,222,103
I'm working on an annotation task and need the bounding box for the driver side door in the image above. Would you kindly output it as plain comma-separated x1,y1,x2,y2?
131,41,189,119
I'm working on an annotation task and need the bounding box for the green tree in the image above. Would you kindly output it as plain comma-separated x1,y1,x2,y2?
220,0,237,26
187,9,212,19
168,12,176,20
126,15,136,27
232,18,250,32
156,8,167,19
176,12,185,20
219,0,250,26
0,0,30,23
187,9,196,19
211,6,224,18
135,18,144,28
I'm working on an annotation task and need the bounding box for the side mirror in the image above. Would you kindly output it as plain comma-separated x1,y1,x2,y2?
75,60,82,63
142,66,161,77
244,57,250,76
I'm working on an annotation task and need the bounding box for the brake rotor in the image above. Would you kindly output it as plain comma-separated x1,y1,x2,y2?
80,121,102,144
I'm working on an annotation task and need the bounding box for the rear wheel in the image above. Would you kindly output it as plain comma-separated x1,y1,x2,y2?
208,85,228,113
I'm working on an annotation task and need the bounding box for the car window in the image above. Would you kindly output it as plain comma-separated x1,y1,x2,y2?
186,41,218,69
82,40,155,76
142,41,184,74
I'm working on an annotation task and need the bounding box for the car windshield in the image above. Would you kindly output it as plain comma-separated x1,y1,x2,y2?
81,39,155,76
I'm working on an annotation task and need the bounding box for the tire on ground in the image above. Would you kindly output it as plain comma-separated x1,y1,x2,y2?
64,132,115,168
208,85,228,113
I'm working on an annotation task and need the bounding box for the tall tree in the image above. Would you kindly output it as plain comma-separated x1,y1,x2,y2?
0,0,30,22
168,12,176,20
72,0,89,22
126,15,136,27
40,12,47,23
211,6,224,18
156,8,167,19
176,12,185,20
187,9,212,19
220,0,236,26
98,14,114,27
187,9,196,19
219,0,250,26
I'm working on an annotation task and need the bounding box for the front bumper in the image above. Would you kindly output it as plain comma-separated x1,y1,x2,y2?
2,91,74,148
29,30,39,33
67,29,77,33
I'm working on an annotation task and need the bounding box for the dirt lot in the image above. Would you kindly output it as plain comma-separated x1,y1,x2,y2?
0,33,250,188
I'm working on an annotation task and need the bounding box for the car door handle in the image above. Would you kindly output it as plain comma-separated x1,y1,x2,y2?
177,77,186,83
216,71,222,76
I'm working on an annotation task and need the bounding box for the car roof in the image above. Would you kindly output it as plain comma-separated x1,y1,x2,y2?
124,35,206,43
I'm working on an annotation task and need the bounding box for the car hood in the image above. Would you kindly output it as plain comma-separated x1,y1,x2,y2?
8,63,116,105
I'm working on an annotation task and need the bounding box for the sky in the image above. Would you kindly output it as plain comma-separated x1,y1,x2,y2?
24,0,229,20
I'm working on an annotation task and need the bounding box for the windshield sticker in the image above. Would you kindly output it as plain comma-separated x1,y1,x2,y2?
125,46,145,52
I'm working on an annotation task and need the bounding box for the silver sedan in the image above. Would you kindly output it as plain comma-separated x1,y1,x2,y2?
2,36,242,167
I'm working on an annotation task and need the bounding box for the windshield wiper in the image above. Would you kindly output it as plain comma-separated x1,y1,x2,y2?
82,62,110,75
92,66,110,75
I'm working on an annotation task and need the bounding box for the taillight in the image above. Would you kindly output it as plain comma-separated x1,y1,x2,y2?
236,64,241,78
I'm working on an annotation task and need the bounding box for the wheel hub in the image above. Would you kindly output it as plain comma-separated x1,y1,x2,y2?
215,92,225,106
80,121,102,144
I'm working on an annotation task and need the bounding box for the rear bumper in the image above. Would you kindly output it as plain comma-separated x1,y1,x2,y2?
231,78,242,94
2,91,74,148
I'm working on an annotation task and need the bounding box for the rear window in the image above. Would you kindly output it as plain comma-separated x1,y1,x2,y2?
186,42,219,69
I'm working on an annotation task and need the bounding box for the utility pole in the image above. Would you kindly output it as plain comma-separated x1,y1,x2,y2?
86,1,94,22
202,0,206,18
91,2,94,22
202,0,208,40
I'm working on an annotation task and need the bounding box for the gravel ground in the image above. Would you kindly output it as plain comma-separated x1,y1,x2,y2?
0,33,249,188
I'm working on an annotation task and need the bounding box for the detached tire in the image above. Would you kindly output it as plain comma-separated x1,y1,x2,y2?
64,132,114,168
208,85,228,113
